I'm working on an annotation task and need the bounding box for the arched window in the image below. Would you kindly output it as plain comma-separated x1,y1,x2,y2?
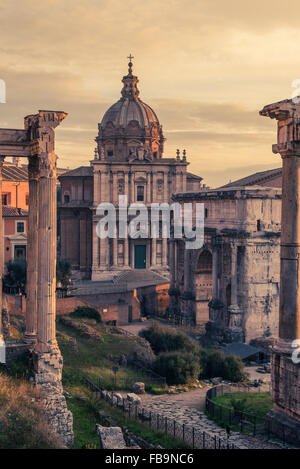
196,250,212,273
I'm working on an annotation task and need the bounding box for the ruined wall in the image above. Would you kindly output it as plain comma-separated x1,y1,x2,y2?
242,240,280,341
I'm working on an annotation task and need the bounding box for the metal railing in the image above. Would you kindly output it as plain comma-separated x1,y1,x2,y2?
205,383,271,438
85,377,237,449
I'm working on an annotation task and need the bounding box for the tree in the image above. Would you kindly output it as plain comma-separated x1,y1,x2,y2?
56,259,72,289
4,258,27,293
152,351,200,385
223,355,247,382
139,321,196,354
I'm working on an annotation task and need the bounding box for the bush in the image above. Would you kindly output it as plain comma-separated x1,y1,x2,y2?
152,351,200,385
199,350,226,379
199,350,246,382
57,259,72,289
70,306,102,323
4,258,27,292
139,322,196,354
223,355,247,383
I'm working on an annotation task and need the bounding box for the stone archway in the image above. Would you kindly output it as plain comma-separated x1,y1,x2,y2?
194,249,212,323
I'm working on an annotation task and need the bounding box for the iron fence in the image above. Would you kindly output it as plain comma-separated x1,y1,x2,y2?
205,383,285,441
85,377,237,449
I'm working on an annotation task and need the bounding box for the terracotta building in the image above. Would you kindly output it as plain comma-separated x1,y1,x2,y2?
59,60,202,279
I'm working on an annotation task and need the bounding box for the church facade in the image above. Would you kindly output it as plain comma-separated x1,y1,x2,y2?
59,60,202,279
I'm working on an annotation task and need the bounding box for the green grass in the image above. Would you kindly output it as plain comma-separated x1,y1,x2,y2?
212,392,272,418
66,394,100,449
64,382,190,449
206,392,273,434
58,318,190,449
58,319,165,392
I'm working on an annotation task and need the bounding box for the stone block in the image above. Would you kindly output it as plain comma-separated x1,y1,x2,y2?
132,382,145,394
96,424,127,449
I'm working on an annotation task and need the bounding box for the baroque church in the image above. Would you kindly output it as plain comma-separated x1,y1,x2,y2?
59,59,202,279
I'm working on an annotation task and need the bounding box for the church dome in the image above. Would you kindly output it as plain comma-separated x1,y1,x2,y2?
101,98,159,129
96,57,165,160
101,59,160,128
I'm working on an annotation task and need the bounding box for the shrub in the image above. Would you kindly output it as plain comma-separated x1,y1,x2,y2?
223,355,247,382
4,258,27,292
57,259,72,289
152,351,200,385
139,322,196,354
70,306,102,323
199,350,246,383
199,350,226,379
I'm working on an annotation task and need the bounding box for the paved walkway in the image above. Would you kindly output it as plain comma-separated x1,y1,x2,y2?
137,390,292,449
141,387,208,412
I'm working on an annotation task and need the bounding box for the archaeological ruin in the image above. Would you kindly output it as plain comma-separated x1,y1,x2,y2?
168,186,282,343
259,97,300,444
0,110,73,446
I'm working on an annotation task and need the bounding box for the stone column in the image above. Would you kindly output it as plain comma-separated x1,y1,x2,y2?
162,237,168,267
146,172,151,203
260,99,300,444
0,157,5,350
113,236,118,268
24,155,39,345
226,240,244,342
124,237,129,267
151,237,157,266
35,150,59,354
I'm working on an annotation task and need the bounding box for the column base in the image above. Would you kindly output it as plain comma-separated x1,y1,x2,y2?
265,408,300,445
23,333,37,348
268,338,300,443
32,348,74,447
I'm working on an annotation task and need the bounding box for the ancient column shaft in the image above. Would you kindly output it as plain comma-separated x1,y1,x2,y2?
24,155,39,345
36,152,58,352
260,98,300,443
0,157,5,341
279,154,300,340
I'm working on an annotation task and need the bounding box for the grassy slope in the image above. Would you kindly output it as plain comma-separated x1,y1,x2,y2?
58,319,159,391
58,318,189,448
0,372,62,449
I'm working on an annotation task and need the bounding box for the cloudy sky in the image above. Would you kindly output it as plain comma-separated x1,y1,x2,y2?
0,0,299,186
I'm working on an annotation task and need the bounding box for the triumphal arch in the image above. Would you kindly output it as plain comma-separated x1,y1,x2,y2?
0,110,73,446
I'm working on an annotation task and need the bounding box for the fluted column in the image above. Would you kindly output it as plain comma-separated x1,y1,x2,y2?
229,241,239,310
162,237,168,267
35,151,58,353
260,98,300,442
151,238,157,266
0,157,5,345
24,155,39,345
124,237,129,267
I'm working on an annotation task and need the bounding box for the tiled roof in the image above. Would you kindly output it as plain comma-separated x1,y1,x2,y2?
222,342,261,360
2,206,28,217
59,166,93,178
221,168,282,188
2,163,67,182
187,172,203,181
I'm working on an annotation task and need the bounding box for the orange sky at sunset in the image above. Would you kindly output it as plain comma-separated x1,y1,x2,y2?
1,0,300,186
